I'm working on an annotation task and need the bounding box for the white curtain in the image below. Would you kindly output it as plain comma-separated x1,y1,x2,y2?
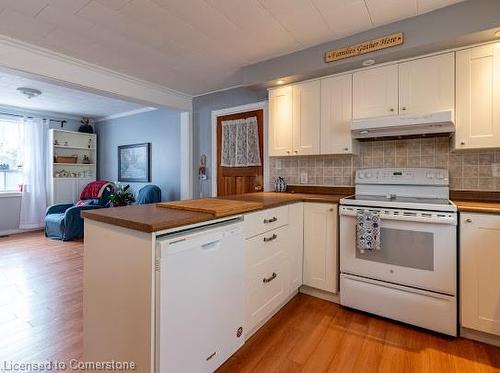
221,116,261,167
20,118,48,229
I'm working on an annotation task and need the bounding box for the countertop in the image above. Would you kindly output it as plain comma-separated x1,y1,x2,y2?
452,200,500,214
82,192,346,233
81,191,500,233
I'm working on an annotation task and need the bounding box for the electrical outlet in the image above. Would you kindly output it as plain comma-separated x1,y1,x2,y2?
300,171,308,184
492,163,500,177
276,159,282,169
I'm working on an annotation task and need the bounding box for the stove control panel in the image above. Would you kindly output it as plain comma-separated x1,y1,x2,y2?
355,168,449,186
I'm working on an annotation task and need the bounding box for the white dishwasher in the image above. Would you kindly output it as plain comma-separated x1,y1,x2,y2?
156,218,245,373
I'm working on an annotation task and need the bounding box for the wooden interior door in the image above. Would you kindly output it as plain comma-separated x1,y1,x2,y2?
217,109,264,196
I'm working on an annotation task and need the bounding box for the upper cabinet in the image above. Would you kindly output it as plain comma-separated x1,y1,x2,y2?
292,81,321,155
399,53,455,115
269,86,293,156
321,74,357,155
353,64,398,119
455,43,500,149
353,53,454,119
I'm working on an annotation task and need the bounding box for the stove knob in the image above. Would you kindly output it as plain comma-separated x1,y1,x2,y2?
358,172,365,179
437,174,444,180
426,172,434,179
366,172,372,178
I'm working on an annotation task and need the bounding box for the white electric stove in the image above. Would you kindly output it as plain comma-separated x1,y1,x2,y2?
339,168,458,336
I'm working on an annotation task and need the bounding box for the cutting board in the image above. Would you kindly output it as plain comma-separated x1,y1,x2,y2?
157,198,263,217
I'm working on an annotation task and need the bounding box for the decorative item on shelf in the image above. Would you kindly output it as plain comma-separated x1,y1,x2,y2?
88,138,92,149
54,139,60,146
56,170,69,178
64,141,69,146
78,117,94,134
54,155,78,164
82,155,91,164
274,176,288,192
108,183,135,207
0,163,9,171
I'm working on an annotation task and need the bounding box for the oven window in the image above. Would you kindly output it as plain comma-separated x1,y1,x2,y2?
356,228,434,270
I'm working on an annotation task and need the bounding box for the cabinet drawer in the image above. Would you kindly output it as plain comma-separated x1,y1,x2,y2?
245,225,288,275
245,250,290,333
244,205,289,238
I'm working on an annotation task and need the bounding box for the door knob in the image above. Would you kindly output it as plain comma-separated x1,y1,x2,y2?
254,185,262,191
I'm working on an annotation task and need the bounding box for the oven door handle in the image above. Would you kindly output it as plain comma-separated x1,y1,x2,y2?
339,207,457,225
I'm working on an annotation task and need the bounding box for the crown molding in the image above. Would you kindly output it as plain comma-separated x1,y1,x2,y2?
95,107,158,123
0,35,192,112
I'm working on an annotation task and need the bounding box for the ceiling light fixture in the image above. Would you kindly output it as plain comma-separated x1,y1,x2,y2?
495,29,500,37
362,59,376,67
17,87,42,99
276,79,285,85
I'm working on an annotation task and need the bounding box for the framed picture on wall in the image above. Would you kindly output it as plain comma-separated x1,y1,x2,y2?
118,143,151,182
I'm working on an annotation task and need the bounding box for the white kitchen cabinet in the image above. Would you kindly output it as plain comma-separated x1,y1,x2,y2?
51,177,94,204
269,86,293,156
399,53,455,115
303,203,338,293
456,43,500,149
292,81,321,155
321,74,358,155
460,213,500,336
287,203,303,291
353,64,398,119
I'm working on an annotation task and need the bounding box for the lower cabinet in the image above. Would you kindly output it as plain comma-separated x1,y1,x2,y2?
303,203,338,293
460,213,500,336
50,177,94,204
244,203,303,335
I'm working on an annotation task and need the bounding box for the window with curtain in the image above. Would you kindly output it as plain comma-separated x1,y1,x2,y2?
221,116,262,167
0,118,24,192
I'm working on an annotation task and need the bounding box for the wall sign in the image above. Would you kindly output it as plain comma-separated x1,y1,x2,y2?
325,33,404,63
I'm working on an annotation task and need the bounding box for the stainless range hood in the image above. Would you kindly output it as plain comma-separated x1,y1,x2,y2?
351,110,455,139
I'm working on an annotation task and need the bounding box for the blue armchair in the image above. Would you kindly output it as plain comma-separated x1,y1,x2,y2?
136,184,162,204
45,182,114,241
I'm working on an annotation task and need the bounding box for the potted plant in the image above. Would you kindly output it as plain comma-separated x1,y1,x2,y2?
109,183,135,207
78,117,94,134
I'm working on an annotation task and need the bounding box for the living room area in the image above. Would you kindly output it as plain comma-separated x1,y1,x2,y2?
0,63,187,362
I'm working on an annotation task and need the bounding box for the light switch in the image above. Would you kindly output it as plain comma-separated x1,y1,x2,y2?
300,171,308,184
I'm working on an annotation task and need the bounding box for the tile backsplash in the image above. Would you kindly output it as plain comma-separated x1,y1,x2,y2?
270,137,500,191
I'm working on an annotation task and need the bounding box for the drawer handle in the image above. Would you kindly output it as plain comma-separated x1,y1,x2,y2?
263,217,277,224
263,272,277,283
263,234,277,242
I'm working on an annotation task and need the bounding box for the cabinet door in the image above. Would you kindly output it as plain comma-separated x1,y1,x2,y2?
460,213,500,336
287,203,303,291
303,203,337,293
456,43,500,149
269,86,293,156
53,178,76,204
399,53,454,115
292,81,321,155
321,74,355,154
353,64,398,119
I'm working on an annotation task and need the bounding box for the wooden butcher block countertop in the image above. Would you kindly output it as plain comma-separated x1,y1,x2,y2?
82,192,346,233
453,200,500,214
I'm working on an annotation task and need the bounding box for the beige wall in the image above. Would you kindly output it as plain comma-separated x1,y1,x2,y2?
270,137,500,191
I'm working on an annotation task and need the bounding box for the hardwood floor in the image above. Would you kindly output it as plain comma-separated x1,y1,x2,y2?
0,231,83,367
1,232,499,373
219,294,500,373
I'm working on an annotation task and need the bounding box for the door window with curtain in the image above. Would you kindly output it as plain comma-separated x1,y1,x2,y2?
0,117,24,192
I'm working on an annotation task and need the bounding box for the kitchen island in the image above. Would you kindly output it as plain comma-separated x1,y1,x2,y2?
82,192,344,373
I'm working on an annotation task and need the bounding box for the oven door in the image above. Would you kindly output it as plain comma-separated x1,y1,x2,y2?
339,205,457,295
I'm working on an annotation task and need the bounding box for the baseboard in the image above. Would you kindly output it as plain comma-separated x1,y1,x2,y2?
0,228,42,237
460,327,500,347
299,285,340,304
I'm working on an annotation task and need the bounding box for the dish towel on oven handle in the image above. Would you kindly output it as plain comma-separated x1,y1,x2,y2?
356,210,381,253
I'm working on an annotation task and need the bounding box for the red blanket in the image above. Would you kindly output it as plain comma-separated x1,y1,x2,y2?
80,180,112,200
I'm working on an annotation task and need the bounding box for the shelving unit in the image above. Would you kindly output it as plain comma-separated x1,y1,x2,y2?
48,129,97,205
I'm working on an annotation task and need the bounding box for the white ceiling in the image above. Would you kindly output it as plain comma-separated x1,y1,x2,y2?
0,0,464,95
0,69,147,118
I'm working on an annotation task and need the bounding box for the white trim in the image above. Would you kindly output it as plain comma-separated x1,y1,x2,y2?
0,103,82,121
192,83,245,98
0,35,192,111
210,101,269,197
180,111,193,200
0,228,41,236
0,191,22,198
95,107,158,122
